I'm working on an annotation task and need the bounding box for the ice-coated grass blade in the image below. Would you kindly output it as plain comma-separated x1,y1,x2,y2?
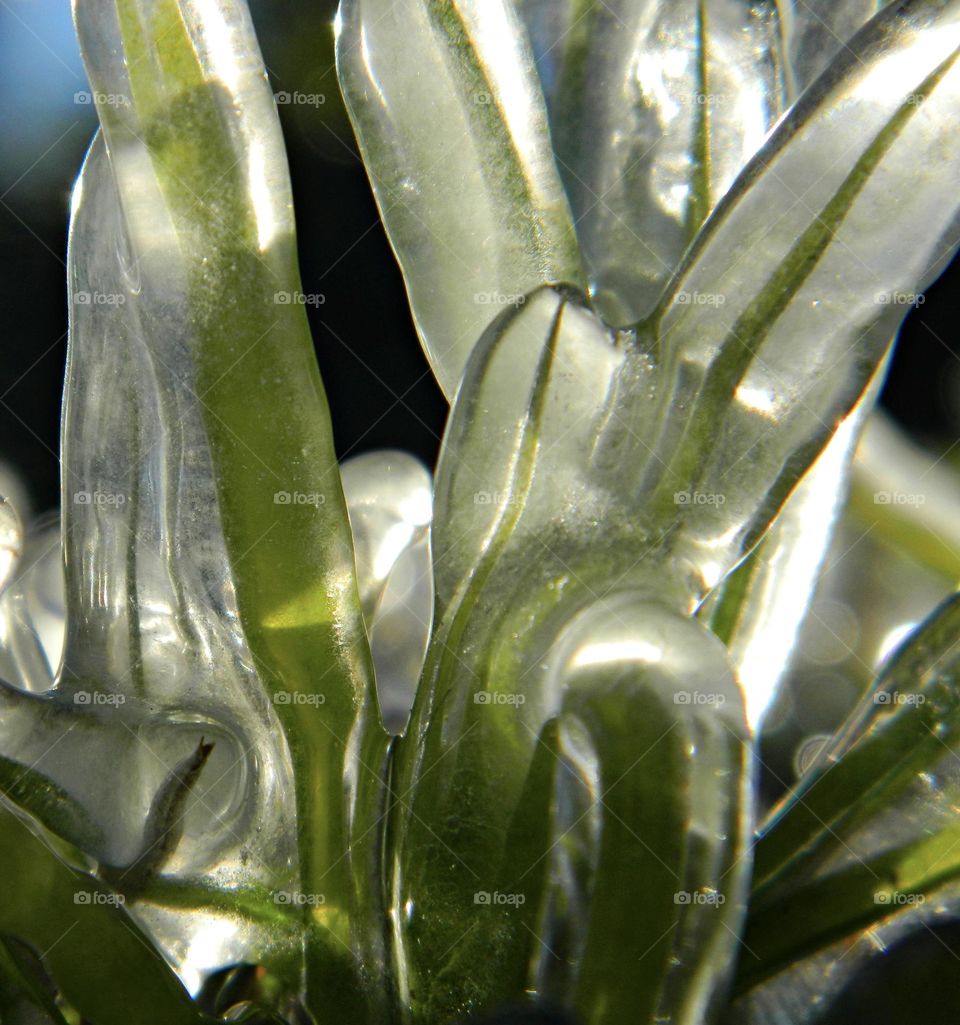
642,0,960,596
752,593,960,903
6,0,396,1014
426,287,656,621
515,2,903,729
702,0,902,730
729,593,960,1018
0,133,301,994
700,367,885,729
0,753,104,855
515,601,752,1025
335,0,585,399
0,800,213,1025
389,595,752,1024
517,0,785,325
340,451,434,734
385,287,753,1023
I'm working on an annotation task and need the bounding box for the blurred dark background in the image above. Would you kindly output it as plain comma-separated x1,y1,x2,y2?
1,0,958,521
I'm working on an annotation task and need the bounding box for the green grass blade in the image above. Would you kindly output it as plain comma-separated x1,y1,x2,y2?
699,369,884,728
732,593,960,1008
0,800,212,1025
336,0,585,398
517,0,785,324
65,0,391,1015
386,286,751,1022
639,0,960,598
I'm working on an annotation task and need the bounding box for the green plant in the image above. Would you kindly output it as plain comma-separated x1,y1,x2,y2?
0,0,959,1023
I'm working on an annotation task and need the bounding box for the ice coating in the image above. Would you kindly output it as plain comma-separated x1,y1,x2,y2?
341,450,434,734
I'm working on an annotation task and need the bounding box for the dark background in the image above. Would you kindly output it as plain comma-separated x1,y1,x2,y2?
0,0,957,518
